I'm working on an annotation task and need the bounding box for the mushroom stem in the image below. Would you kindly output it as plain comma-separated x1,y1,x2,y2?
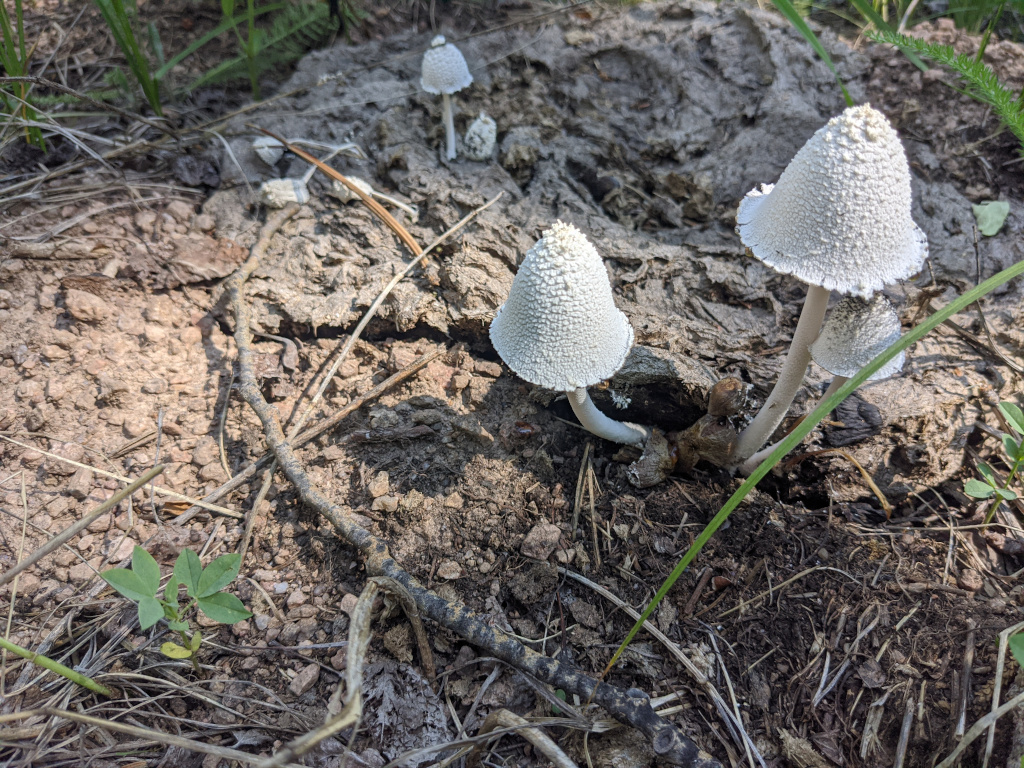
442,93,457,161
732,284,831,465
569,388,650,447
738,375,848,475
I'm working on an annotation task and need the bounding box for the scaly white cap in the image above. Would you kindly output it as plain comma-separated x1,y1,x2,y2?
253,136,284,166
490,221,634,391
259,178,309,208
463,112,497,161
736,104,928,298
810,294,905,380
420,35,473,95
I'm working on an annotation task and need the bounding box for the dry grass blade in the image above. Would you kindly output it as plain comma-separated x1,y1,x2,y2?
256,578,380,768
177,348,443,525
558,568,755,761
783,448,893,516
466,709,580,768
284,193,502,440
983,619,1024,767
0,435,239,517
937,688,1024,768
227,199,716,767
0,708,305,767
0,465,164,588
368,576,436,682
253,126,423,256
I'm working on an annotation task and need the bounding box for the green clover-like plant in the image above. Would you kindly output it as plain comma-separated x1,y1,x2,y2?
101,546,252,673
963,401,1024,526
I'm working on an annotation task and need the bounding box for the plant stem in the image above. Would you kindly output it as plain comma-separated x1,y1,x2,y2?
732,284,830,464
983,454,1023,526
0,636,113,697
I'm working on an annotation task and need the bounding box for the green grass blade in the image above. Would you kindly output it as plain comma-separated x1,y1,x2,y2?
770,0,853,107
152,3,284,82
606,257,1024,676
0,636,113,697
870,29,1024,152
93,0,162,115
847,0,927,69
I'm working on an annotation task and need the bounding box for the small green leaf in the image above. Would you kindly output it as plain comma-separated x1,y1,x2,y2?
161,642,193,659
130,546,161,595
972,201,1010,237
1010,632,1024,668
964,479,996,499
138,596,164,629
190,630,203,652
164,575,180,603
167,620,189,632
1000,402,1024,436
1002,435,1021,462
196,553,242,598
977,461,998,486
552,688,566,715
101,568,152,602
197,592,252,624
174,549,203,597
996,488,1019,501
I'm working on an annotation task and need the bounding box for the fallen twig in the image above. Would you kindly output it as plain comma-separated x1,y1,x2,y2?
466,709,580,768
176,348,443,524
227,208,718,767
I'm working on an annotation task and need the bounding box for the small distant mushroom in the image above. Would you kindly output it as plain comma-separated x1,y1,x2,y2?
463,112,497,162
730,104,927,466
738,294,904,473
253,135,285,166
257,144,358,209
420,35,473,161
251,136,363,168
490,221,650,446
809,293,905,401
328,176,419,221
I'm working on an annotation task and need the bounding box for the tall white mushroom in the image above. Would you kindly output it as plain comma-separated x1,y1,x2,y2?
421,35,473,161
738,293,905,473
490,221,650,446
731,104,927,466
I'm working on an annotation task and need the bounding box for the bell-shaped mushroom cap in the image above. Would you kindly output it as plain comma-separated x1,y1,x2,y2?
737,104,928,298
490,221,634,392
810,294,905,380
420,35,473,95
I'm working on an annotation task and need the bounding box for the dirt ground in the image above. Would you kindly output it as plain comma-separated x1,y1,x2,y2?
2,1,1024,766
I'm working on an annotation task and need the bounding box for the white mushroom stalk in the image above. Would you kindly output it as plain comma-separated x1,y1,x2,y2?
420,35,473,161
738,294,905,474
490,221,650,447
730,104,927,466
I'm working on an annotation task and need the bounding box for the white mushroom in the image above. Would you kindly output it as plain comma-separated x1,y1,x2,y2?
328,176,419,221
731,104,927,466
739,294,904,473
810,294,905,385
420,35,473,161
253,136,285,166
490,221,650,446
259,178,309,208
257,144,352,209
252,137,364,168
463,112,497,162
